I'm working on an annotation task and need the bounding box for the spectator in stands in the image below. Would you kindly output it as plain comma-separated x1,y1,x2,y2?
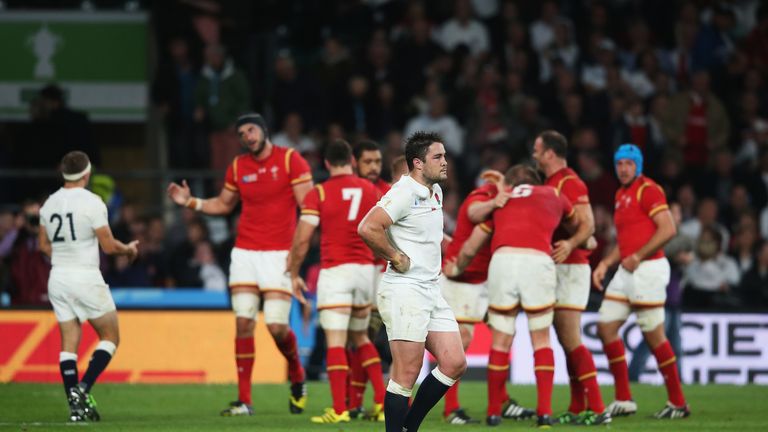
369,82,402,140
272,51,323,131
152,36,205,168
167,218,210,288
314,35,355,107
392,16,444,104
434,0,490,58
662,70,730,173
404,93,464,156
691,4,736,71
194,43,250,173
738,241,768,308
35,85,97,168
730,218,760,275
335,75,374,136
195,241,227,291
9,200,50,306
271,112,318,155
660,20,697,87
684,225,740,309
680,197,731,248
529,0,562,55
743,5,768,74
538,19,579,83
576,150,618,210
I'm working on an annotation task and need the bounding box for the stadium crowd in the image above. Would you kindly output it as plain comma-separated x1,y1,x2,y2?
2,0,768,312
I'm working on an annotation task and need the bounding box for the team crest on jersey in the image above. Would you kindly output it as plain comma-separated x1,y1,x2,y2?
270,166,279,180
242,174,258,183
616,195,632,209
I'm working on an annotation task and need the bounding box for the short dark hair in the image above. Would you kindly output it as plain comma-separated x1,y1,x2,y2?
505,164,542,186
60,151,90,176
538,130,568,158
325,139,353,167
404,131,443,171
353,139,380,160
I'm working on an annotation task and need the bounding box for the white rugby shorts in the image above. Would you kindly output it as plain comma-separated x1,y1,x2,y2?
601,257,670,309
555,264,591,311
377,279,458,342
488,252,557,313
48,267,116,322
317,263,376,310
228,248,290,294
439,275,488,323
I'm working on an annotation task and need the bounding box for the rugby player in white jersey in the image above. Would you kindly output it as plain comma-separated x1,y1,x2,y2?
39,151,138,422
358,131,466,432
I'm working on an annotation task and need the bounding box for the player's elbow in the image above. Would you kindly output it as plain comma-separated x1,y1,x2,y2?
358,220,374,240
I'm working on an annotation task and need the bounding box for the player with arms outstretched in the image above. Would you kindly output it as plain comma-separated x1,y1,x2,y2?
39,151,139,422
167,113,312,416
592,144,689,419
286,139,386,424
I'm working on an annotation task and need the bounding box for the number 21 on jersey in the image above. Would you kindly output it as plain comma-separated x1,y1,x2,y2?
50,212,77,242
342,188,362,221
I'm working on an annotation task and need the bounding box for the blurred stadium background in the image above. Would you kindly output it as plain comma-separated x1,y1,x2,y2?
0,0,767,429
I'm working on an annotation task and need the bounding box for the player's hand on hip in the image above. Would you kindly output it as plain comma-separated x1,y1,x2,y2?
443,257,461,278
620,254,640,273
391,252,411,273
552,239,574,263
291,276,308,305
592,261,608,291
167,179,191,206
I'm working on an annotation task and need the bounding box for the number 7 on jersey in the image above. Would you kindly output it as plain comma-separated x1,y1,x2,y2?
342,188,362,221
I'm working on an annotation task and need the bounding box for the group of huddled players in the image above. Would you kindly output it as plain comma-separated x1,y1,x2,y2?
43,112,689,430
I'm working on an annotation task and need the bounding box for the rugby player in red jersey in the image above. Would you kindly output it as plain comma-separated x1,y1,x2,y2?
592,144,689,419
167,113,312,416
287,139,386,424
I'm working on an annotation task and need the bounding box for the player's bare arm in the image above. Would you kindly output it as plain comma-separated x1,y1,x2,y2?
95,225,139,261
38,223,52,258
358,206,410,273
291,180,314,207
553,203,595,263
166,179,239,215
286,220,317,305
592,246,620,290
445,225,490,277
622,208,676,272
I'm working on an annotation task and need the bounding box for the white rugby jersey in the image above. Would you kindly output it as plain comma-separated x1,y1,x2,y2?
40,187,109,269
377,174,443,284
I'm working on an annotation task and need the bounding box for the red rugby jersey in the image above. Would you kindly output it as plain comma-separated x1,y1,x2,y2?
614,175,668,260
545,167,591,265
481,184,574,254
374,178,391,194
443,183,497,284
301,174,380,269
224,147,312,251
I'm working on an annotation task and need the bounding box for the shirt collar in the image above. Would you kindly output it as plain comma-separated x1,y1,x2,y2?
402,174,433,200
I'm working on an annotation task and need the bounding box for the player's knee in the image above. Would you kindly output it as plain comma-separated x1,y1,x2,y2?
527,309,554,331
446,356,468,379
597,321,618,343
488,312,516,337
267,323,288,340
636,307,665,333
236,317,256,337
350,331,370,347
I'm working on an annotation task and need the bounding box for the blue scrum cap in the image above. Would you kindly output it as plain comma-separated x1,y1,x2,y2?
614,143,643,176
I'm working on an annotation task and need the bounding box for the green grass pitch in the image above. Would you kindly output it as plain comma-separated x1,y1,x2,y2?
0,382,765,431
